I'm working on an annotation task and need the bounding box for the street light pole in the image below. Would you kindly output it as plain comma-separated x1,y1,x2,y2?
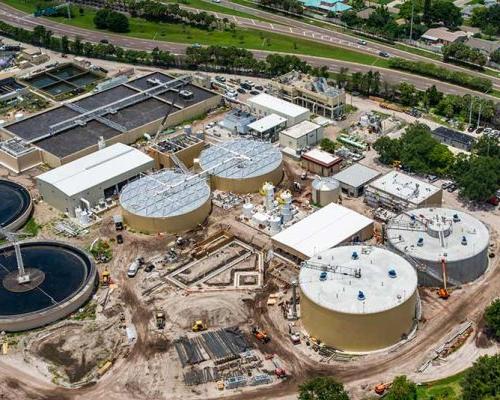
409,0,414,41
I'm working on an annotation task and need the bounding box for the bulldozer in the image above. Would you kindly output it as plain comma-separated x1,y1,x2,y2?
155,311,166,330
252,326,271,343
100,267,111,286
192,320,207,332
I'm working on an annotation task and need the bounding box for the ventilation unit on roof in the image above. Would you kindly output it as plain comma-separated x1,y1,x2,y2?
417,237,424,247
179,90,194,100
357,291,366,301
388,269,397,278
461,236,467,245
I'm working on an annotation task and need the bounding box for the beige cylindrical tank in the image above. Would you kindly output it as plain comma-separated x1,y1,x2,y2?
311,178,340,206
199,140,283,194
299,245,418,352
120,170,211,234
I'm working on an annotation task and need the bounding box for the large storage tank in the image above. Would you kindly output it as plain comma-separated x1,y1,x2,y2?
311,177,340,206
0,179,32,232
198,140,283,193
387,208,490,286
120,170,211,234
299,245,418,352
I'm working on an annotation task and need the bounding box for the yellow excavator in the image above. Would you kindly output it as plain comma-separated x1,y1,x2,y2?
192,320,207,332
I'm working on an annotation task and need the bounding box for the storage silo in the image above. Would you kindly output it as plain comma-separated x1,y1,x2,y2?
120,170,211,234
198,140,283,193
387,208,490,286
299,245,418,352
311,177,340,206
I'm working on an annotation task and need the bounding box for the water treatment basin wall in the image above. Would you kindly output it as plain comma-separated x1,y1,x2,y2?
0,241,97,331
0,179,32,232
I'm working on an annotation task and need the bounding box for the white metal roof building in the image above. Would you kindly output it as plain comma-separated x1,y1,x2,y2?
247,113,287,141
365,171,442,211
279,120,323,151
37,143,154,216
271,203,374,260
299,245,419,352
332,163,381,197
247,93,310,127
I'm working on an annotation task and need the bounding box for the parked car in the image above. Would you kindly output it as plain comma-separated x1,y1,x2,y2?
116,234,123,244
254,85,264,91
100,39,109,44
441,181,452,189
250,90,260,95
127,257,143,277
237,87,246,94
215,75,226,83
144,264,155,273
427,175,438,183
447,184,458,193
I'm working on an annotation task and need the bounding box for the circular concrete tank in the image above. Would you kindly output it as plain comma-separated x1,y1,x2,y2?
299,245,418,352
198,140,283,193
311,178,340,206
120,170,211,234
387,208,490,286
0,179,32,232
0,241,97,332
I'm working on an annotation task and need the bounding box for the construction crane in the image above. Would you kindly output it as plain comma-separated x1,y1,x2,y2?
438,257,450,299
0,227,30,284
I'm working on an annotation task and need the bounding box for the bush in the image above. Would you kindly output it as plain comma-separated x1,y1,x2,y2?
106,11,129,33
93,8,110,29
388,58,492,92
461,354,500,400
484,298,500,339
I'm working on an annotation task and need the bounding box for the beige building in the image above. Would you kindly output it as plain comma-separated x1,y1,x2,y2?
147,133,204,170
279,120,323,151
365,171,442,211
247,93,310,127
269,71,346,118
300,245,419,352
301,148,342,176
0,72,220,170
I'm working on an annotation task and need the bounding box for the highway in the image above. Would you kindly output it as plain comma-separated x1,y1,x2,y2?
0,2,497,101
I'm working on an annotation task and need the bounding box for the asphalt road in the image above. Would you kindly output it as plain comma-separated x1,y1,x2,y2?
0,2,497,101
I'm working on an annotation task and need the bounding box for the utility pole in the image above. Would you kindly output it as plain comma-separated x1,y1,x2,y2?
476,102,482,129
468,96,473,127
409,0,414,41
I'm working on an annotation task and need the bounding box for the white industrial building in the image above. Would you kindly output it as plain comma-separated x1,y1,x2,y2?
37,143,154,216
365,171,442,211
271,203,374,260
332,163,381,197
247,93,310,127
247,114,287,141
279,120,323,151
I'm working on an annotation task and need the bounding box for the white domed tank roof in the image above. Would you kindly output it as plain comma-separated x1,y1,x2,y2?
312,177,339,192
300,245,417,315
387,208,489,285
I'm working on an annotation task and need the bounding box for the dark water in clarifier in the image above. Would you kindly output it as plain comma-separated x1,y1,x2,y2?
0,244,91,316
0,181,30,228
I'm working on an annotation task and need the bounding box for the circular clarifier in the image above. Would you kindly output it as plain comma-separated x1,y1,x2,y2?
0,179,32,231
0,241,97,331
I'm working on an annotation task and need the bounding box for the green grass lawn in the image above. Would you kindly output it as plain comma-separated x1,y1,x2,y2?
1,0,389,67
417,372,464,400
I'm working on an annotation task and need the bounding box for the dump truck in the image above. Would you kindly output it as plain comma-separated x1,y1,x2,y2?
100,267,111,286
113,215,123,231
192,320,207,332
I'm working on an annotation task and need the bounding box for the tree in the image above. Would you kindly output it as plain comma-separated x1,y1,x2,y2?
336,67,349,89
320,138,338,154
490,48,500,64
423,0,432,24
106,11,129,33
425,85,442,107
61,35,69,54
384,376,417,400
351,0,364,10
453,155,500,201
94,8,110,29
430,0,462,28
484,299,500,339
461,354,500,400
298,376,349,400
473,135,500,158
399,82,417,106
373,136,401,164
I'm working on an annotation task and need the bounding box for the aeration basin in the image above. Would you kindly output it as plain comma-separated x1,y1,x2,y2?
0,179,32,231
0,241,97,331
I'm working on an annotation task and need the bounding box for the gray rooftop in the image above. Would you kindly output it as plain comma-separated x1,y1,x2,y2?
199,140,282,180
332,163,381,188
120,170,210,218
387,208,490,264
